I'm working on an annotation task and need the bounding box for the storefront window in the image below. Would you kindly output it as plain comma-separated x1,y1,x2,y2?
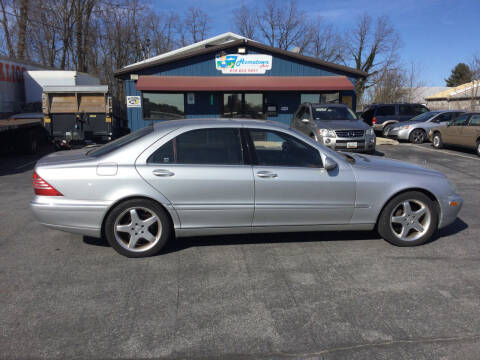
301,93,340,104
223,93,265,119
143,93,185,120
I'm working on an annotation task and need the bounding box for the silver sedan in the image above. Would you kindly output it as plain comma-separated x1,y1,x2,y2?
384,110,464,143
31,119,462,257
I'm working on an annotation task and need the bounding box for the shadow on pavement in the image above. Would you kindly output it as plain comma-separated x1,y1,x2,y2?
83,217,468,255
0,145,55,176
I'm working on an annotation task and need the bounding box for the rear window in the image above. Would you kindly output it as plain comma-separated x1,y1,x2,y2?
375,106,395,116
87,126,153,157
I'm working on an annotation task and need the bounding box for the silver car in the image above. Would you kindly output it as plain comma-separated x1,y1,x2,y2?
291,103,376,154
384,110,464,143
31,119,462,257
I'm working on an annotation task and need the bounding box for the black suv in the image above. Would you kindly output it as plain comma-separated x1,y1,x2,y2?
361,104,429,132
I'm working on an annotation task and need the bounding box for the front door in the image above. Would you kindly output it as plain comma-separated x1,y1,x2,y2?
246,128,356,227
223,93,265,119
135,127,254,229
443,113,470,144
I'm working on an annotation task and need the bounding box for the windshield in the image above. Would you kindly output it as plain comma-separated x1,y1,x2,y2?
87,126,153,157
407,111,439,122
312,106,357,121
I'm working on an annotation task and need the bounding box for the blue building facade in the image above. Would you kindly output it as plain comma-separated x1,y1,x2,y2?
115,38,366,132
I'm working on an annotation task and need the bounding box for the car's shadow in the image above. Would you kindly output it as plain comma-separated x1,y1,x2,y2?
83,218,468,254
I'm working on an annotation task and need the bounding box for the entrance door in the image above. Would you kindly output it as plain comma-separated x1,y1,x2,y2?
223,93,265,119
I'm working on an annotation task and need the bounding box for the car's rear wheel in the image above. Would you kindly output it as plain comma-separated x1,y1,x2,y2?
476,140,480,157
409,129,426,144
105,199,172,257
378,191,438,247
432,132,443,149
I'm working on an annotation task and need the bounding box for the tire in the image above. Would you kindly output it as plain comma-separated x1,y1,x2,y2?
104,198,172,257
377,191,439,247
409,129,426,144
432,132,443,149
477,141,480,157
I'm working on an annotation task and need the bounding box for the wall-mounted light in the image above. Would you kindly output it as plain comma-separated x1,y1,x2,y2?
238,47,246,54
130,74,139,80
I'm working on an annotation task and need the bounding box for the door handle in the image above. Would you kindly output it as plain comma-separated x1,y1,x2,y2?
256,171,278,178
152,169,174,177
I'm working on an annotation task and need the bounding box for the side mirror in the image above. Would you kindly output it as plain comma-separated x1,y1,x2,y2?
301,118,310,123
324,156,338,171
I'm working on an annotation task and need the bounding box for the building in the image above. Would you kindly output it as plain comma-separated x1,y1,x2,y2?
400,86,451,105
425,81,480,111
115,33,367,131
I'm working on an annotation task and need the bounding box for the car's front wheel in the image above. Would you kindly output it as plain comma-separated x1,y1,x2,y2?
477,140,480,157
409,129,426,144
105,198,172,257
378,191,438,247
432,132,443,149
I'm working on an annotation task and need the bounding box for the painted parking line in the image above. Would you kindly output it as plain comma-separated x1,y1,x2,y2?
14,160,36,170
409,144,480,161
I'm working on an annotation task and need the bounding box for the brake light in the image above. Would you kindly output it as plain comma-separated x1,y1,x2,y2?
32,172,63,196
372,117,377,125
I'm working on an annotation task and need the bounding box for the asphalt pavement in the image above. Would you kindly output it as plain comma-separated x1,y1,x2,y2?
0,143,479,359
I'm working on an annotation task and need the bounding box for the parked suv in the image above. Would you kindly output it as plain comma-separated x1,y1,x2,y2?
291,103,376,153
361,103,429,132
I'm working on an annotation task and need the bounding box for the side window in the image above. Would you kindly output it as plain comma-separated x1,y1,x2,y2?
434,113,452,123
451,114,470,126
412,105,428,116
399,105,413,116
296,106,305,119
376,105,395,116
248,129,322,168
148,128,243,165
469,114,480,126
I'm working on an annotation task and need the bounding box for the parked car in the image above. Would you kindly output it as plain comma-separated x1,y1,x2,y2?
291,103,376,154
31,119,462,257
383,110,464,143
361,103,429,132
429,112,480,156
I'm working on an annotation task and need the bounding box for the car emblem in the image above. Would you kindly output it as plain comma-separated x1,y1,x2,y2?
349,131,354,137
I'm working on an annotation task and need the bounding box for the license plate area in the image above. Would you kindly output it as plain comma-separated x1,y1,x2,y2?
347,142,358,149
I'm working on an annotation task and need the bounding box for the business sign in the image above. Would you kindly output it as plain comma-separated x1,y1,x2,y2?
215,54,272,74
126,96,141,108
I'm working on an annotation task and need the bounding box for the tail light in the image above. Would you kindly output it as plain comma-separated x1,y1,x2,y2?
372,117,377,125
32,172,63,196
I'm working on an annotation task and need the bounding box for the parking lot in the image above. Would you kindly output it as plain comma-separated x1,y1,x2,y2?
1,143,479,359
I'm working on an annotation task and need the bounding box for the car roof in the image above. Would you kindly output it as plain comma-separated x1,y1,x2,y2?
303,103,347,107
152,118,291,132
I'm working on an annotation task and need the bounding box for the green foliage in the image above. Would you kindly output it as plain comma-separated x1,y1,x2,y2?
445,63,473,87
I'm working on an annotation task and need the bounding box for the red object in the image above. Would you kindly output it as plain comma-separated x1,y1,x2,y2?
33,172,63,196
372,117,376,125
136,75,355,91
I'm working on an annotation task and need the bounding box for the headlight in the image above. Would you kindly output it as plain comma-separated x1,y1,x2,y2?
319,129,336,137
366,128,374,136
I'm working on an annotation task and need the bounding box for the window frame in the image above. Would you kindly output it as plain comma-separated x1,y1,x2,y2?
244,127,323,169
147,127,249,166
450,114,470,126
221,92,265,119
468,114,480,126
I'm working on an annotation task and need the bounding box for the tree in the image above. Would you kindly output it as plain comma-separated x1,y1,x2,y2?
233,3,256,39
309,19,344,63
445,63,472,87
344,14,400,105
183,7,209,44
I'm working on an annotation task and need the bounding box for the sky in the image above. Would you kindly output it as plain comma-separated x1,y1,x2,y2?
155,0,480,86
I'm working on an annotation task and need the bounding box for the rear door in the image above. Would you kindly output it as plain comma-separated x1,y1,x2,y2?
464,114,480,148
246,128,355,227
135,127,254,229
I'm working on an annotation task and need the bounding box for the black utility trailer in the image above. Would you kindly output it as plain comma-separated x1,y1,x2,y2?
42,86,113,149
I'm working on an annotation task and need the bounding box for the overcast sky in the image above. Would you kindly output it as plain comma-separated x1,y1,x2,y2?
155,0,479,86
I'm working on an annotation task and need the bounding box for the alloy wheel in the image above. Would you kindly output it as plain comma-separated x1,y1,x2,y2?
389,199,431,241
433,135,440,148
114,207,162,252
411,129,425,143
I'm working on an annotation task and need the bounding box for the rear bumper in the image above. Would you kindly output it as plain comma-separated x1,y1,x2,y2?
30,196,111,238
438,194,463,229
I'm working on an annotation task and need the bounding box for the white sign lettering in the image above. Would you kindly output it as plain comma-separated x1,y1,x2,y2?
215,54,272,74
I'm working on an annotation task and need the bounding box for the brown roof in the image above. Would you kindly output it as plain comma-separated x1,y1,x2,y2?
115,39,367,78
136,75,355,91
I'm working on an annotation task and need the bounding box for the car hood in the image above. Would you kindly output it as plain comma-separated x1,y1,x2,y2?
36,148,90,167
314,120,370,130
347,153,444,177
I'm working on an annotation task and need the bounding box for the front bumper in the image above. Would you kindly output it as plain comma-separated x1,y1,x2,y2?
321,135,376,153
384,127,409,140
438,194,463,229
30,196,111,238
